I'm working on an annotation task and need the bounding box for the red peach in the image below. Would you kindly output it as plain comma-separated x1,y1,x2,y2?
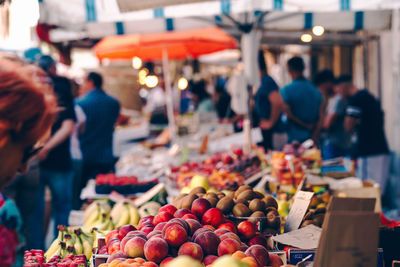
120,235,133,252
240,242,249,252
245,245,270,267
191,198,211,219
144,237,169,263
202,225,216,231
160,257,174,267
149,233,163,240
202,208,224,228
192,228,212,241
185,219,202,235
147,230,162,240
123,236,146,258
164,218,190,234
220,232,241,243
106,251,127,263
248,233,270,249
217,238,241,256
159,204,177,215
203,255,218,265
125,230,147,241
218,222,237,234
214,228,231,237
237,221,256,240
105,230,119,244
107,238,121,254
194,231,220,255
118,225,137,240
154,222,167,231
268,254,284,267
142,261,158,267
174,209,191,218
141,226,155,236
178,242,204,261
182,214,199,221
138,216,155,229
153,211,174,225
162,224,188,247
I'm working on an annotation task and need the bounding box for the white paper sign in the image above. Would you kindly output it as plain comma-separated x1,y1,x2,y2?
284,191,314,232
273,225,322,249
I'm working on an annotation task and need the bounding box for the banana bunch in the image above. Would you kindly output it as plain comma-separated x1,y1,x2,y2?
110,201,140,228
45,226,95,261
83,200,114,231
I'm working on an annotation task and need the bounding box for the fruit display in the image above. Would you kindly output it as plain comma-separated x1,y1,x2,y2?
300,190,330,228
173,186,281,234
95,201,279,266
24,251,88,267
95,174,158,195
83,200,140,230
170,148,263,191
270,152,304,186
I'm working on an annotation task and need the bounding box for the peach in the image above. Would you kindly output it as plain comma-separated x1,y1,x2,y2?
160,257,174,267
118,225,137,240
220,232,241,243
240,242,249,252
248,234,269,249
106,230,119,244
183,219,200,236
106,251,127,263
147,230,162,240
141,226,155,236
237,221,256,240
217,238,241,256
108,259,121,267
214,228,231,237
120,235,133,252
191,198,211,219
192,228,212,241
126,230,147,240
193,230,220,255
164,218,190,234
123,236,146,258
202,208,224,228
174,209,191,218
149,233,162,240
218,222,237,234
268,254,284,267
232,251,246,259
153,211,174,225
159,204,177,215
162,224,188,247
144,237,169,263
245,245,269,267
178,242,204,261
154,222,167,231
107,238,121,254
133,258,145,264
138,216,155,230
203,255,218,265
182,214,199,221
202,225,216,231
241,257,258,267
142,262,158,267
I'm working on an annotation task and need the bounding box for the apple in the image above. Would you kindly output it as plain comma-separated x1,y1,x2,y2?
144,237,169,263
178,242,204,261
191,198,211,219
237,221,256,240
202,208,224,228
217,238,241,256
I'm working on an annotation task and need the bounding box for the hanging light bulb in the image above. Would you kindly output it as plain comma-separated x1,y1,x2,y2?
301,33,313,43
177,77,188,90
145,75,159,88
312,26,325,36
132,57,142,69
138,68,148,85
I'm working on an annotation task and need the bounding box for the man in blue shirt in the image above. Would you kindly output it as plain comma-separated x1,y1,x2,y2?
281,57,322,143
75,72,120,206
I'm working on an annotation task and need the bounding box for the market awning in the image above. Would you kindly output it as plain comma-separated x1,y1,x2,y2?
115,0,218,13
93,27,237,60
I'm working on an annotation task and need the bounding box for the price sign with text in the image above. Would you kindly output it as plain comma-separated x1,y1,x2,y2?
284,191,314,233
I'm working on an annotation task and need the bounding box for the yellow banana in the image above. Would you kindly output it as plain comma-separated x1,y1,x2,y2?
128,204,140,227
83,201,101,222
45,226,65,259
80,233,93,260
110,201,126,225
115,204,130,228
84,203,101,227
72,233,83,255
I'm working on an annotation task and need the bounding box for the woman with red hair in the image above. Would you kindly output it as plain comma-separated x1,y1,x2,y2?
0,58,56,266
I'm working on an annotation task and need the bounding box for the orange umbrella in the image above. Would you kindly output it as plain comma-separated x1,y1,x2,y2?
94,27,237,61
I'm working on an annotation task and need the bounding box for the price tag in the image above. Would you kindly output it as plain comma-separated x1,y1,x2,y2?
284,191,314,232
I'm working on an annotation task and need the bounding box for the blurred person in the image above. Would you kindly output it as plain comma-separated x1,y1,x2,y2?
280,57,322,143
144,81,169,125
314,70,352,159
190,79,214,112
255,50,283,151
31,55,76,249
336,75,390,192
214,77,235,121
77,72,120,207
0,58,56,266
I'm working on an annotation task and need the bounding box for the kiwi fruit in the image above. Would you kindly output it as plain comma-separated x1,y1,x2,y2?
249,199,266,212
206,192,218,199
196,193,205,198
181,194,198,209
205,196,219,208
174,193,187,208
237,190,255,202
224,191,234,198
234,198,248,205
250,211,265,217
266,210,281,229
217,192,226,199
190,187,206,195
262,196,278,210
216,196,235,214
265,207,278,214
264,228,280,235
234,185,252,198
233,203,252,217
253,191,264,199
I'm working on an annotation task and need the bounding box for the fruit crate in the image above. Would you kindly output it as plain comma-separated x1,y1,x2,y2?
93,237,108,267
